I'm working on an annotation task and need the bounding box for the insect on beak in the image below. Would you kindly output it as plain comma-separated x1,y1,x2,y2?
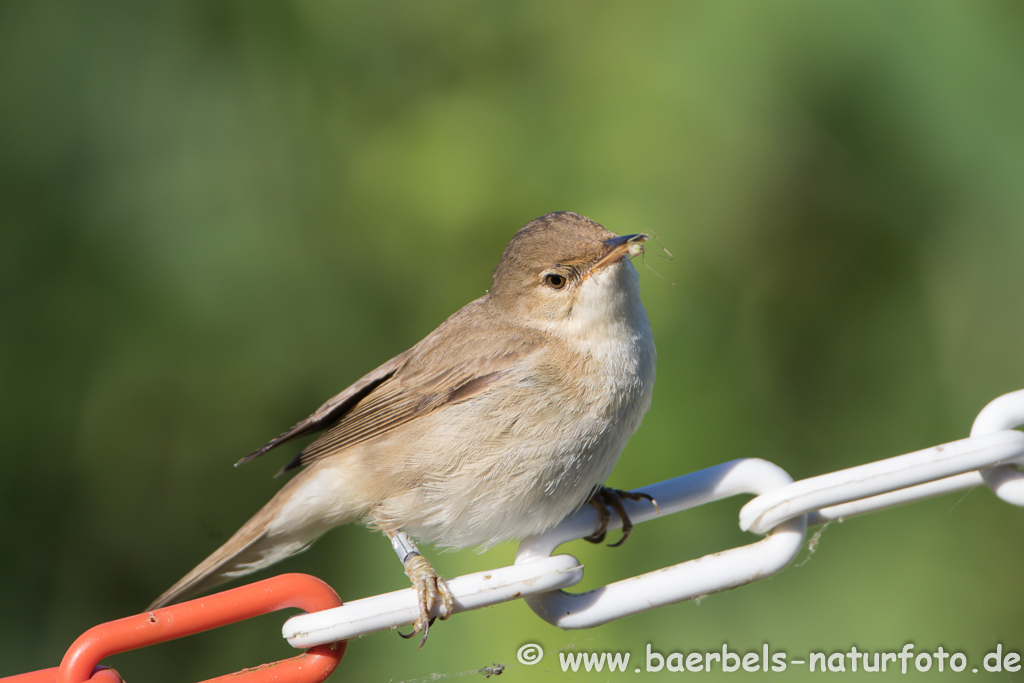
592,234,648,273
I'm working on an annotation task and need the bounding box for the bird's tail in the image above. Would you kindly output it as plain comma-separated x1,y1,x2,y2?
148,466,360,610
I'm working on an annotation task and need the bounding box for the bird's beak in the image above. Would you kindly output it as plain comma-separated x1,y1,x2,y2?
591,233,648,273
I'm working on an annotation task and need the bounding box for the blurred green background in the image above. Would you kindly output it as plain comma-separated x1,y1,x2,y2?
3,1,1024,681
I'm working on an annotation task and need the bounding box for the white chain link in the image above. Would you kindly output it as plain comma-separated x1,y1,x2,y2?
282,389,1024,648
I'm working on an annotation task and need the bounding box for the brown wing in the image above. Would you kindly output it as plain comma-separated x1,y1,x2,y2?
286,365,512,471
240,298,545,474
235,349,413,466
284,334,542,471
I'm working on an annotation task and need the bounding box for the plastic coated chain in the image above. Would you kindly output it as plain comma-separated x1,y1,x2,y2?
284,388,1024,642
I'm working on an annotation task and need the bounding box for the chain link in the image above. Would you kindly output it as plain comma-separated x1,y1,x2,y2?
283,389,1024,646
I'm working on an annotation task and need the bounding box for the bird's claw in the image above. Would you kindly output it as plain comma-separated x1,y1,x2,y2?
583,486,658,547
399,554,454,648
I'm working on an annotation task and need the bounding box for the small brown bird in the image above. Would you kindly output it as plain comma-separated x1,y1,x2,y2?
149,211,656,643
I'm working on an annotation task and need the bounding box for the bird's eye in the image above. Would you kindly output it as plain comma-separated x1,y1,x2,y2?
543,272,567,290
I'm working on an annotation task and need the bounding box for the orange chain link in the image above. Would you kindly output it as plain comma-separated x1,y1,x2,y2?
2,573,345,683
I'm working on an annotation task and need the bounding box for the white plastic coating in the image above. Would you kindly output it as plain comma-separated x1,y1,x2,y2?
805,471,984,526
971,389,1024,506
515,459,807,629
276,389,1024,647
740,431,1024,534
282,554,583,648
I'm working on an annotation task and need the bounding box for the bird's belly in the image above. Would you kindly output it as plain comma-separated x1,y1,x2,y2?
364,344,654,548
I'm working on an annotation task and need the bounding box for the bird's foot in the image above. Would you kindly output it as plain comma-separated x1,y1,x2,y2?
399,553,454,648
583,486,659,547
